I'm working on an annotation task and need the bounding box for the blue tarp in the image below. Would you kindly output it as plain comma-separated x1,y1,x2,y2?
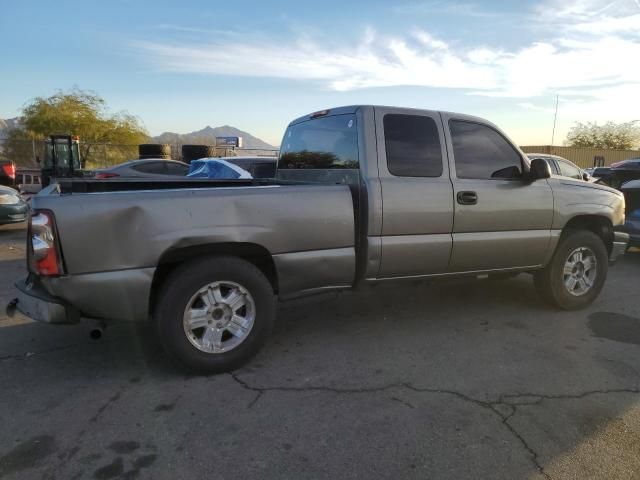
187,158,253,179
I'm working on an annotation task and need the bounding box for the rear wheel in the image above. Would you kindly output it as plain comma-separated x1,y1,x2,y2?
155,256,276,373
534,230,608,310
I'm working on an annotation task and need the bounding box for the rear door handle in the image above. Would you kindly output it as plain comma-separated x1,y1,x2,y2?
457,191,478,205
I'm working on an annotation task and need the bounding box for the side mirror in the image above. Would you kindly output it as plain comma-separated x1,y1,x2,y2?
582,171,591,181
528,158,551,181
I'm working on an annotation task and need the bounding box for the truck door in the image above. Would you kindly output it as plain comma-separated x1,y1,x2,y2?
375,107,454,277
442,114,554,271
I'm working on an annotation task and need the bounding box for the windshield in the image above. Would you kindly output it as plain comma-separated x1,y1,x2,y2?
45,141,81,170
278,114,358,170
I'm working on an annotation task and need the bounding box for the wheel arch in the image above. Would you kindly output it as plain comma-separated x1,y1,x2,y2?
149,242,278,317
562,214,614,254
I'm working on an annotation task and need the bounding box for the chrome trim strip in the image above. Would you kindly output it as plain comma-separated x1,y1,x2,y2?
609,232,629,263
366,265,541,282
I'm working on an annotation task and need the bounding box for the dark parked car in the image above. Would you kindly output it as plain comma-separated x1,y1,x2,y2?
591,167,613,181
94,159,190,179
0,185,28,225
0,159,16,187
612,158,640,171
222,156,277,178
618,180,640,249
526,154,590,181
609,158,640,189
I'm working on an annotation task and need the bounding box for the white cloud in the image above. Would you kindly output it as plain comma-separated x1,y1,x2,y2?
137,0,640,122
137,30,499,92
533,0,640,34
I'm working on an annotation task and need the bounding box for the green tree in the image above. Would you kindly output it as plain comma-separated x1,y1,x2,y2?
565,121,640,150
2,128,38,167
4,88,149,167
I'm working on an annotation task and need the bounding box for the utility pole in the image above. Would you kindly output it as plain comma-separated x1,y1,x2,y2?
551,94,559,145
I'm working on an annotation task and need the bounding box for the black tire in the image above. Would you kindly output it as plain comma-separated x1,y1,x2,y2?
155,256,276,373
139,144,172,157
181,145,217,163
534,230,608,310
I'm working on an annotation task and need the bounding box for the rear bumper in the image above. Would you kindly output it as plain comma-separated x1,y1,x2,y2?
610,231,630,264
0,203,28,224
7,278,80,324
620,218,640,247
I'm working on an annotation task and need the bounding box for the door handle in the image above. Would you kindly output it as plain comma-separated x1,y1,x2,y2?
457,191,478,205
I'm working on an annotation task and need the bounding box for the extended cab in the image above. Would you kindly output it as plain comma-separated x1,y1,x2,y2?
9,106,629,373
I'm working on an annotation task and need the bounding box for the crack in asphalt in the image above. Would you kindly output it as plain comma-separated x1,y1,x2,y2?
3,338,638,480
0,332,145,363
497,388,640,406
229,374,640,480
0,344,79,361
89,383,129,423
499,413,551,479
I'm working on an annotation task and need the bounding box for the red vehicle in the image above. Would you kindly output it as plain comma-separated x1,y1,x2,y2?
0,159,16,187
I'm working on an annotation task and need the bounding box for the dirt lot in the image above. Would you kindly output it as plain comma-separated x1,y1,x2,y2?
2,222,640,480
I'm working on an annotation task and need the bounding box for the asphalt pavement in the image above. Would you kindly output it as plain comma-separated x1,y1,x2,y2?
2,222,640,479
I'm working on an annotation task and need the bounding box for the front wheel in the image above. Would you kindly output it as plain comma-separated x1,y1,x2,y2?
534,230,608,310
155,256,276,373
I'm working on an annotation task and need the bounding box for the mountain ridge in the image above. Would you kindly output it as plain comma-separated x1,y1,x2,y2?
153,125,277,150
0,118,277,150
0,117,22,141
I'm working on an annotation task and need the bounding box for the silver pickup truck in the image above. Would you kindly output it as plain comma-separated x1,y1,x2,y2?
9,105,628,373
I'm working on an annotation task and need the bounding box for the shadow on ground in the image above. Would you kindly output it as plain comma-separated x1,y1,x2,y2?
1,247,640,479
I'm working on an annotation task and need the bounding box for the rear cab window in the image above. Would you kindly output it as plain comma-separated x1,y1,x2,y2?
277,114,359,184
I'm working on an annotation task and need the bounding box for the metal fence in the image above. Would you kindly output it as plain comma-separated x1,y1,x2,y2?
520,145,640,169
1,139,279,170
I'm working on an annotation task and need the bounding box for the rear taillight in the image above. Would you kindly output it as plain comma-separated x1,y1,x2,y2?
1,163,15,179
29,211,61,276
95,172,120,179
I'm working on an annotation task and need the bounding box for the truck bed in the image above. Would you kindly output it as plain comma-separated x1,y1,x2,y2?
33,180,359,300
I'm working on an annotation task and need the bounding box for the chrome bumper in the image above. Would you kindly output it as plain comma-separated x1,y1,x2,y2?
609,231,629,264
6,278,80,325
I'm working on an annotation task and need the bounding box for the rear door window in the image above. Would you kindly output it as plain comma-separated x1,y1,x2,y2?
383,114,443,177
450,121,523,179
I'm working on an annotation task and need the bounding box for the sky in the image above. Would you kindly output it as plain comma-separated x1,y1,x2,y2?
1,0,639,146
